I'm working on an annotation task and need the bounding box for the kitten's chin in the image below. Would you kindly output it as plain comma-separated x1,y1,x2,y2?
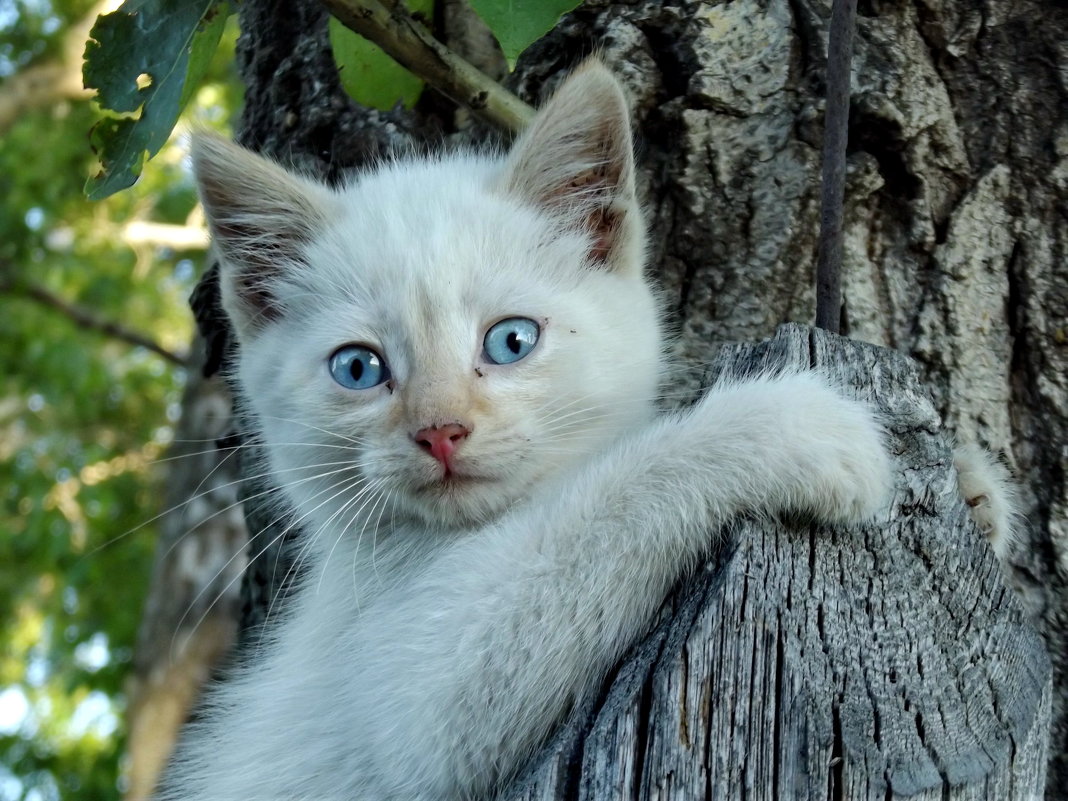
403,475,515,529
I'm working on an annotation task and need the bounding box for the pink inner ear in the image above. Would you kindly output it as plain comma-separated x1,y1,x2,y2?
586,207,619,262
547,166,623,263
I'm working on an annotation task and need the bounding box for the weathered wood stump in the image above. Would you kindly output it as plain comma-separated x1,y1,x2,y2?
502,324,1050,801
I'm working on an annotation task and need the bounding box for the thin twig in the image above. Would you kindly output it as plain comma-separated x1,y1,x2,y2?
814,0,858,334
3,279,189,366
318,0,534,133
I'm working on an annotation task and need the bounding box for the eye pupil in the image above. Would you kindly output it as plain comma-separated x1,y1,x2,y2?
483,317,540,365
329,345,389,390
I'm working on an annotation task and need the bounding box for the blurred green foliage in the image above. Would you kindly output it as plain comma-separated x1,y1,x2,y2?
0,0,241,797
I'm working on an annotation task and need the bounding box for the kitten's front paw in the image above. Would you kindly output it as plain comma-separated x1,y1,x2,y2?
778,374,893,525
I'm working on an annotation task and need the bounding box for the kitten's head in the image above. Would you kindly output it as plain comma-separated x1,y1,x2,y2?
193,62,662,533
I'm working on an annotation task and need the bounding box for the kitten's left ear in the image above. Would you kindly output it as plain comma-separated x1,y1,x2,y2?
191,134,334,341
502,60,643,273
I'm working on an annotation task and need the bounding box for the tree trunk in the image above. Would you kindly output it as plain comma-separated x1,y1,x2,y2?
155,0,1068,797
499,324,1050,799
124,329,245,801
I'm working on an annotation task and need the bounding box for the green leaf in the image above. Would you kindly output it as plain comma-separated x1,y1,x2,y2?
468,0,582,63
83,0,229,200
180,2,231,111
328,0,434,111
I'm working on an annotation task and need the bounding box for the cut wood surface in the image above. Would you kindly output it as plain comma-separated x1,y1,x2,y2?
502,324,1051,800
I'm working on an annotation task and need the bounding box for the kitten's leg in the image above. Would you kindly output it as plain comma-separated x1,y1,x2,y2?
953,442,1021,560
351,371,894,800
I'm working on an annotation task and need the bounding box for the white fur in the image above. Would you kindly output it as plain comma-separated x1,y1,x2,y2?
954,443,1021,560
164,63,893,800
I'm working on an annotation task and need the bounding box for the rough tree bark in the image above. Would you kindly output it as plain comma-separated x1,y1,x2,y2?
136,0,1068,797
124,330,245,801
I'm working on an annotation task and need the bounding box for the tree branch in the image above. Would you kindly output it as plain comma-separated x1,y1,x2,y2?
814,0,857,333
318,0,534,133
4,279,189,366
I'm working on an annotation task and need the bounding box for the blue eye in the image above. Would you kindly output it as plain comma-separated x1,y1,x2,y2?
329,345,390,390
483,317,540,365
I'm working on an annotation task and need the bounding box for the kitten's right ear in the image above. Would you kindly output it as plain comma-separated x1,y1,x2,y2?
502,60,642,274
191,134,332,339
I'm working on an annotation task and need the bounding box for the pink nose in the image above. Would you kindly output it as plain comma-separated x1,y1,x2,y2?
413,423,470,468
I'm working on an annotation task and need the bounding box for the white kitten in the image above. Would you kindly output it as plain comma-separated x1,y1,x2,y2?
160,62,893,800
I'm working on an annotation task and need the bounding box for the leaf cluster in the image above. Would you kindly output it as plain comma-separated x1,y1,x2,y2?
84,0,583,197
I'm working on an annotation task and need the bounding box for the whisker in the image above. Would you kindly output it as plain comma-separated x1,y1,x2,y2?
263,475,385,632
176,468,372,661
537,409,630,438
146,442,246,466
318,479,389,595
254,470,375,643
352,486,402,605
150,440,368,466
152,460,376,564
363,485,396,586
85,453,364,561
259,414,366,446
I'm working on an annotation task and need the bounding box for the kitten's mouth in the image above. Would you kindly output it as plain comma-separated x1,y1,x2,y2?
418,471,490,492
